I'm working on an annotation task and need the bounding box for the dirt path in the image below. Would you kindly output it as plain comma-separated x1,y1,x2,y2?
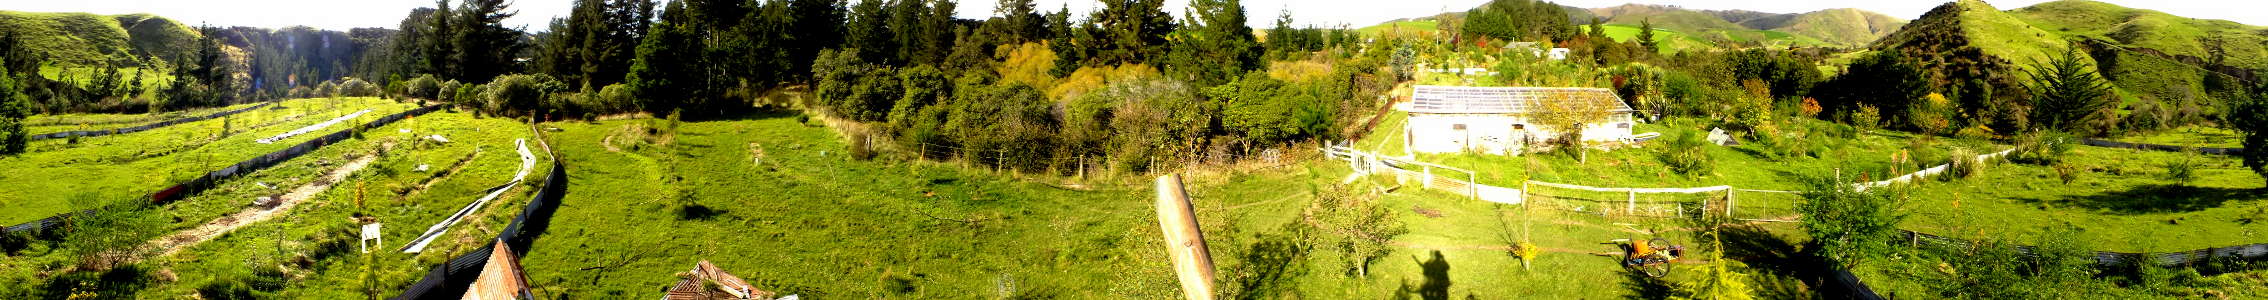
145,148,385,258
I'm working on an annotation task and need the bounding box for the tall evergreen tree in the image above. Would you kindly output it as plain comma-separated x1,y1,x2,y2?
1177,0,1257,87
2025,46,2114,134
1090,0,1175,66
626,0,708,114
454,0,526,82
992,0,1046,43
0,38,25,154
1637,19,1658,53
845,0,897,64
427,0,458,79
786,0,845,81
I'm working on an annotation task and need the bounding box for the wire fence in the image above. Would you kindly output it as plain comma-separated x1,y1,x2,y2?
29,101,274,141
3,105,445,235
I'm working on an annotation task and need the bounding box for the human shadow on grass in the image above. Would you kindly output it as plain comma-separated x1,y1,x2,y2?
2017,184,2259,215
1414,250,1451,300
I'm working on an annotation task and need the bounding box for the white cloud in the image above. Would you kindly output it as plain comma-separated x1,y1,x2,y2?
7,0,2263,33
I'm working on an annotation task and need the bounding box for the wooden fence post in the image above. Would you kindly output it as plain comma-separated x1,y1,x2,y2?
1726,190,1737,219
1154,175,1216,300
1627,190,1637,216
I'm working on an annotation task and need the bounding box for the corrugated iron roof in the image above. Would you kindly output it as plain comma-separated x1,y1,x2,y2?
1408,86,1634,114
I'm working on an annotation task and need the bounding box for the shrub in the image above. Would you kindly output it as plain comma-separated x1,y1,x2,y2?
1942,147,1981,181
1904,138,1947,173
1659,130,1714,176
1795,175,1905,269
1848,104,1883,132
482,74,568,118
2164,151,2201,184
2009,130,2076,165
595,83,636,115
403,74,441,100
333,78,380,97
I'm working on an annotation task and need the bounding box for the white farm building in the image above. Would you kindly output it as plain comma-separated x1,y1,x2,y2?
1403,86,1639,155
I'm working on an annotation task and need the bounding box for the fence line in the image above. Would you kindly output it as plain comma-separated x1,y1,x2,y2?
393,122,568,300
257,109,372,144
2080,138,2245,155
1900,230,2268,267
29,101,274,141
398,138,538,253
3,105,445,235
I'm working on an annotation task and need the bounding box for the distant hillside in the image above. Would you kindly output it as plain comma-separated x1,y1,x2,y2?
1868,0,2268,123
1871,0,2071,68
0,11,201,68
2011,0,2268,70
1581,4,1903,48
1760,8,1908,46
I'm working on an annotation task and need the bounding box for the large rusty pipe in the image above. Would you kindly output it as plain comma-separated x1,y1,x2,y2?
1154,174,1216,300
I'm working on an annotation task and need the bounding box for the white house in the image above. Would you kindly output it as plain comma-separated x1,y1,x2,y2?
1403,86,1638,155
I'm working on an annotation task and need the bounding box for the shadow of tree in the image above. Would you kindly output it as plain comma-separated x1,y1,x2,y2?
1229,230,1309,299
1718,225,1821,299
2017,184,2259,215
1619,264,1674,300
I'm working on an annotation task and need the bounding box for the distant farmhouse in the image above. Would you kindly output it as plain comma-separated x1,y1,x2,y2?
1403,86,1638,155
1503,42,1571,60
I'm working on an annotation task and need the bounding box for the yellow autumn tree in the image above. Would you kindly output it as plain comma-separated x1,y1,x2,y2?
995,42,1058,91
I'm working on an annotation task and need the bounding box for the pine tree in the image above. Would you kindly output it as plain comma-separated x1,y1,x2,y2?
1090,0,1175,66
1176,0,1255,87
786,0,844,81
1636,19,1658,53
845,0,897,64
0,57,24,154
2025,46,2114,134
626,0,706,114
427,0,458,79
454,0,525,82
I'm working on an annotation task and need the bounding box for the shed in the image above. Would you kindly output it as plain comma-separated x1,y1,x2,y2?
663,260,775,300
460,240,534,300
1403,86,1638,155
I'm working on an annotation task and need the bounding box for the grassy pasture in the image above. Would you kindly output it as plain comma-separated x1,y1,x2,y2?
0,97,414,224
123,111,551,298
26,101,263,135
0,101,429,298
2116,125,2245,149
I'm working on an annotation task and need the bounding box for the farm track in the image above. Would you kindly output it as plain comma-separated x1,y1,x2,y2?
144,143,390,258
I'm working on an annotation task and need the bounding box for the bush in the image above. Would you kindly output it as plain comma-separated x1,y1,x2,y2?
1795,175,1905,269
1942,147,1981,181
2009,130,2076,165
403,74,441,100
1659,130,1714,176
2164,151,2201,184
482,74,568,118
332,78,380,97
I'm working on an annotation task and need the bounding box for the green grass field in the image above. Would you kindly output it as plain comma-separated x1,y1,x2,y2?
2118,126,2246,149
0,97,414,224
26,101,261,135
123,111,552,297
0,99,434,297
1359,20,1438,37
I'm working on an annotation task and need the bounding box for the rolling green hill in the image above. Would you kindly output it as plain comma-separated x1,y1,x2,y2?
1760,8,1909,47
2011,0,2268,70
1582,4,1904,48
1872,0,2071,70
0,11,201,68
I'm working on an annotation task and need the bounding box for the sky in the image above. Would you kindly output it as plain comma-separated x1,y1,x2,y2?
7,0,2265,32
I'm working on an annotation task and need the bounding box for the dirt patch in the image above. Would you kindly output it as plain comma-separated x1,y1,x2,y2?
145,145,388,258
